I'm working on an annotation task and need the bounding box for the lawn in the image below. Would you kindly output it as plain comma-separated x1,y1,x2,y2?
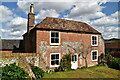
43,66,120,79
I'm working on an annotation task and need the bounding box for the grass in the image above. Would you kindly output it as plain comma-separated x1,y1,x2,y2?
43,66,120,79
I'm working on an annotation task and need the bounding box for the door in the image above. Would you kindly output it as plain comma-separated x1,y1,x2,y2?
71,54,78,69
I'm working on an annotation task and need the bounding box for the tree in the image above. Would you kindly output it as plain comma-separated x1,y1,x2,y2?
80,44,91,67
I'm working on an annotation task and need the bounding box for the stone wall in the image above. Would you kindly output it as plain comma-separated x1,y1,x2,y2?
0,53,46,79
0,53,45,70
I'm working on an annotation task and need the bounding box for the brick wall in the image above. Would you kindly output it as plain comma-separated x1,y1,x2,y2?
35,30,104,68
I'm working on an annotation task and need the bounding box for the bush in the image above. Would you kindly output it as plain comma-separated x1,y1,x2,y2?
57,54,71,71
1,63,29,79
31,66,45,79
109,58,120,70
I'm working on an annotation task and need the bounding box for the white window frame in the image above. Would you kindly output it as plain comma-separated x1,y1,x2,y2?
91,50,98,61
50,53,61,67
91,35,98,46
50,31,60,45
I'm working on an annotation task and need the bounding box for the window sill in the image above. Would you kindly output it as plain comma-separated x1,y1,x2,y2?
91,45,98,47
92,60,98,62
50,43,60,46
50,65,60,67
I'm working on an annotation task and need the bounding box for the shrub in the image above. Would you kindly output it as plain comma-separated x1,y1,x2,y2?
31,66,45,79
109,58,120,70
57,54,71,71
1,63,29,79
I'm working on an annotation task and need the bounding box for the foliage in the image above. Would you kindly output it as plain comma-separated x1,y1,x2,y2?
31,66,45,79
105,55,120,70
1,63,29,79
57,54,71,71
108,57,120,70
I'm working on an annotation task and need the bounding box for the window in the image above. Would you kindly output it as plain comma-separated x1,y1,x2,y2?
91,50,98,61
50,31,60,45
72,55,77,62
50,53,60,67
91,35,98,46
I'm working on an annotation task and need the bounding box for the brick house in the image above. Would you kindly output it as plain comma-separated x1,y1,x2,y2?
23,4,105,69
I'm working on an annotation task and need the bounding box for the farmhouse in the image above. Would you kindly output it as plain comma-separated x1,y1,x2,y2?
23,4,105,69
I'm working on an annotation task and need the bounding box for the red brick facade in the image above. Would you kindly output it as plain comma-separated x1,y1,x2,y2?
24,29,104,68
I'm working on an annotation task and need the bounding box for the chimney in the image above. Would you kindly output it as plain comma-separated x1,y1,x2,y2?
27,4,35,32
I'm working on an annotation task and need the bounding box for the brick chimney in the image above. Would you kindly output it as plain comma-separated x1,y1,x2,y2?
27,4,35,32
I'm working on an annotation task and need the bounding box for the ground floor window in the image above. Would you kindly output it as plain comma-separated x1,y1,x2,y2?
91,50,98,61
50,53,60,67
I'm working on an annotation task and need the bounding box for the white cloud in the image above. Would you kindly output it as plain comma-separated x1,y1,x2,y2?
2,17,27,39
6,17,27,27
90,12,118,26
0,5,14,22
111,11,119,18
35,9,59,20
65,2,105,18
95,26,119,39
17,1,74,14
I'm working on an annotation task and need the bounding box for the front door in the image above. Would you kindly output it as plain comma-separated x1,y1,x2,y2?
71,54,78,69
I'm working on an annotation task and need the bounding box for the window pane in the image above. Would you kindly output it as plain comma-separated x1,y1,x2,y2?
92,36,94,40
51,55,55,60
92,41,94,45
55,38,59,43
51,38,55,43
94,41,97,44
75,55,77,61
51,32,55,37
92,54,94,60
72,55,74,61
94,56,97,59
51,61,55,65
55,60,59,65
94,37,96,40
55,32,59,37
56,54,59,59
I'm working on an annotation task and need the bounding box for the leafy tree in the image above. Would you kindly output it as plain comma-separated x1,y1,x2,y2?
1,63,29,79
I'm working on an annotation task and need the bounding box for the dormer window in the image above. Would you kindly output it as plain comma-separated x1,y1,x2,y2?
50,31,60,45
91,35,98,46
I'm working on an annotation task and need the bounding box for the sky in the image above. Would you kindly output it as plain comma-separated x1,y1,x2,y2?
0,0,119,39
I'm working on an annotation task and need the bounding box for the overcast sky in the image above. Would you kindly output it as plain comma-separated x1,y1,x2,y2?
0,0,119,39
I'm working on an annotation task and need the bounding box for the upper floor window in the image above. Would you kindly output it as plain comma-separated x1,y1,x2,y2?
91,35,98,46
91,50,98,61
50,31,60,45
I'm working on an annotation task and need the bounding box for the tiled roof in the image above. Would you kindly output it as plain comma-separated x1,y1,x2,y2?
35,17,100,34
